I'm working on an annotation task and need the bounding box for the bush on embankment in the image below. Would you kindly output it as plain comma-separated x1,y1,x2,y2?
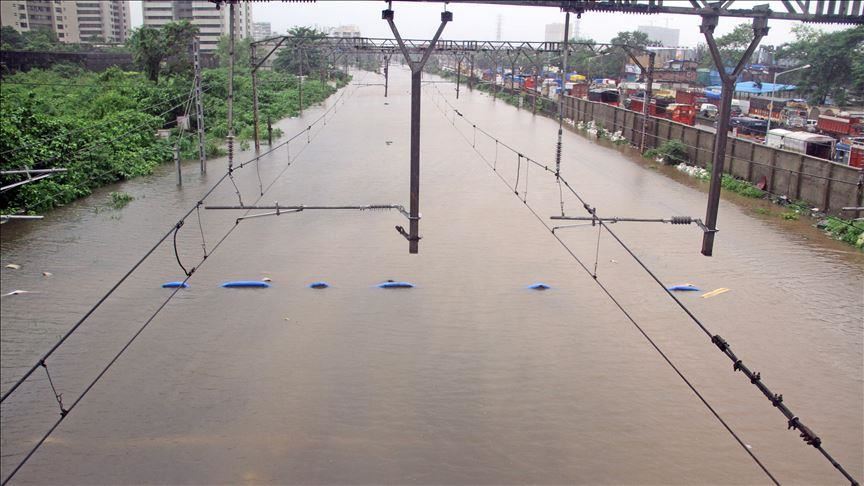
0,65,348,214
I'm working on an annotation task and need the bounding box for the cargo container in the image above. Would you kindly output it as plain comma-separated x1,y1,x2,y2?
768,130,835,160
588,89,620,106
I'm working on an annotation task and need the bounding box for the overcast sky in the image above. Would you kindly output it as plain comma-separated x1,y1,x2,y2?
128,1,849,48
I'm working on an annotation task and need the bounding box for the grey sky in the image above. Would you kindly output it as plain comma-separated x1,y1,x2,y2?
128,1,848,48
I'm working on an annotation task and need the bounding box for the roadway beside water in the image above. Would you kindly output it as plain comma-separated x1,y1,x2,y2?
1,68,861,484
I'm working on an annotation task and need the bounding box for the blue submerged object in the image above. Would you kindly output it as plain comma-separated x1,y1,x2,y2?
162,281,189,289
221,281,271,288
528,283,551,290
308,281,330,289
667,284,700,291
377,280,414,289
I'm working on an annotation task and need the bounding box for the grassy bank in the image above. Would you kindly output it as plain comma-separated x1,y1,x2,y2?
0,65,348,214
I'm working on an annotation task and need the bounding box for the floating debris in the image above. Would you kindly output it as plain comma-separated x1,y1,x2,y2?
42,271,53,277
667,284,700,292
2,290,32,297
262,277,273,283
702,288,730,299
221,281,271,288
5,264,21,270
528,283,551,290
308,281,329,289
377,280,414,289
162,281,189,289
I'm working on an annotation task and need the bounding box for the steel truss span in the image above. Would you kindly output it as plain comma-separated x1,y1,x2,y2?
211,0,863,24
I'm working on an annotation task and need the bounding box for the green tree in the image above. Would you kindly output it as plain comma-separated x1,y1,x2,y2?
591,31,651,79
162,21,199,76
22,28,59,51
273,26,329,75
216,36,252,70
776,25,864,105
129,26,165,82
1,26,26,50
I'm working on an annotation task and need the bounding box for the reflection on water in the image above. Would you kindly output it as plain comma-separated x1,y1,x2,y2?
1,68,862,485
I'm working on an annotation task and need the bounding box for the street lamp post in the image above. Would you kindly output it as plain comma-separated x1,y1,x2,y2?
766,63,811,133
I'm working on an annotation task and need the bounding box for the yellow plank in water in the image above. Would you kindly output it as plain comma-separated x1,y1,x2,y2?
702,288,730,299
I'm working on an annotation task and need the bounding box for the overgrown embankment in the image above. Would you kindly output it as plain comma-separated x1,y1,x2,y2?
0,65,348,214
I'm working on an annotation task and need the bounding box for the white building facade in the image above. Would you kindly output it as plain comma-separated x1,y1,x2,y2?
142,0,252,51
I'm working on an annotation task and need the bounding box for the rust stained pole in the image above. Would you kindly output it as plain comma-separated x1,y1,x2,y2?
385,7,451,254
700,13,769,256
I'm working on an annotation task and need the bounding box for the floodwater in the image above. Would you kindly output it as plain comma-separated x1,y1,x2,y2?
1,67,862,485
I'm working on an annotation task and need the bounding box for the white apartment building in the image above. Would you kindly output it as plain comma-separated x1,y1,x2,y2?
142,1,252,52
0,0,131,44
252,21,271,41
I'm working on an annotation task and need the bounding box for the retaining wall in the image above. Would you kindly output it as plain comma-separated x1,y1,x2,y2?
556,94,863,216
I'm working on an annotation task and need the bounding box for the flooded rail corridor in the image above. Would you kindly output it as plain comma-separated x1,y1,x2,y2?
1,68,862,485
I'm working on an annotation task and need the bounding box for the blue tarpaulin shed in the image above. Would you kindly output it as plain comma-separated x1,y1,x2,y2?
705,82,797,99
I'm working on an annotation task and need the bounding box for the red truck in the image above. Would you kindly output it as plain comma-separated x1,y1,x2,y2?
629,98,696,126
817,115,863,138
675,89,707,107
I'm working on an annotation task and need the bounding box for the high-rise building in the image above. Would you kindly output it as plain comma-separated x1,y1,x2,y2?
76,1,131,43
252,21,271,41
544,23,564,42
142,1,253,52
637,25,680,47
0,1,131,44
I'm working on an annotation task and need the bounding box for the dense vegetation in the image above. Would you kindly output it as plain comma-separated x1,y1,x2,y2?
1,23,349,214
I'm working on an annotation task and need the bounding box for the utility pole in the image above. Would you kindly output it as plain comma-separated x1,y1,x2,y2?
251,42,261,153
385,6,451,254
227,1,236,169
174,145,182,186
298,48,304,115
383,50,392,97
193,37,206,173
700,13,768,256
555,12,570,179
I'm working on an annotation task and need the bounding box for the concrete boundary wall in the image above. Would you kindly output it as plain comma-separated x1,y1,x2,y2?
558,94,863,216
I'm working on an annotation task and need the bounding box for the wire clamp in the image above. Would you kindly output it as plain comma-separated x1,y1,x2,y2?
771,394,783,407
733,359,743,372
750,371,761,384
711,334,729,352
395,225,420,242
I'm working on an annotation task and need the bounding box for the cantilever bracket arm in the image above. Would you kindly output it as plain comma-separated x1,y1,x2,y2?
252,37,287,73
384,9,451,72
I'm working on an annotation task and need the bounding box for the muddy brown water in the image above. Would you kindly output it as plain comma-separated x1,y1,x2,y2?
1,68,862,485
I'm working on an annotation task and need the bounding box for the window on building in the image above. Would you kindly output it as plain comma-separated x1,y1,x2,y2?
20,22,27,27
19,5,26,10
57,24,63,29
20,14,26,19
56,7,61,12
58,33,65,38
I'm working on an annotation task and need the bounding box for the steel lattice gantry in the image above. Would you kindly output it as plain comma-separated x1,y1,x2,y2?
213,0,864,24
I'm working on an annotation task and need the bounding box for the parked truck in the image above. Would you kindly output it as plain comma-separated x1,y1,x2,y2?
749,97,809,127
629,98,696,126
816,114,863,138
